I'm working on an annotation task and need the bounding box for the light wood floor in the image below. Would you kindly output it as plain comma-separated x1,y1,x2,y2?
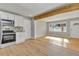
0,36,79,56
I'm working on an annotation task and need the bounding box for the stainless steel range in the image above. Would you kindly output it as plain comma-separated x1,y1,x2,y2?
1,19,16,44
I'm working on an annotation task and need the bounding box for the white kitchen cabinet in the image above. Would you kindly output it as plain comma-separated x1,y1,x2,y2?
0,11,15,20
14,15,25,44
0,11,8,19
0,11,31,47
14,15,20,26
14,15,31,44
8,13,15,20
14,15,21,43
17,16,26,42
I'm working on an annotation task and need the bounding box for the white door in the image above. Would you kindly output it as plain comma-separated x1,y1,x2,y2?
70,20,79,38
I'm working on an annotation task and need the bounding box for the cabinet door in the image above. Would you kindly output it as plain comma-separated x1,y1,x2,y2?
15,15,20,26
8,13,15,20
14,15,21,43
0,11,8,19
14,15,25,43
18,17,26,42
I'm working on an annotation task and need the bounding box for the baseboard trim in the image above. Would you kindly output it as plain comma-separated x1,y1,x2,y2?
69,38,79,39
35,35,46,39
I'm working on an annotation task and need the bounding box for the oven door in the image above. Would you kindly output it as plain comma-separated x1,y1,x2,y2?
2,34,16,44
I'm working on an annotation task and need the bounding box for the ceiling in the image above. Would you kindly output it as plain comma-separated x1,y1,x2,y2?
0,3,68,17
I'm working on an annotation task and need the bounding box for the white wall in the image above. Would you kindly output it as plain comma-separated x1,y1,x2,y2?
34,10,79,39
70,19,79,38
34,20,46,38
23,18,31,39
40,10,79,38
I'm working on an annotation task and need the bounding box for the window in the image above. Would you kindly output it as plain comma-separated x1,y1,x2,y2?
49,23,67,32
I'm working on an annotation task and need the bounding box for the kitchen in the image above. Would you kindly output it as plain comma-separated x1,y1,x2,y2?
0,11,31,48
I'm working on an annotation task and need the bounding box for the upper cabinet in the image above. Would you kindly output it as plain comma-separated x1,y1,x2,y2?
8,13,15,20
0,11,26,27
0,11,15,20
0,11,8,19
14,15,23,26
